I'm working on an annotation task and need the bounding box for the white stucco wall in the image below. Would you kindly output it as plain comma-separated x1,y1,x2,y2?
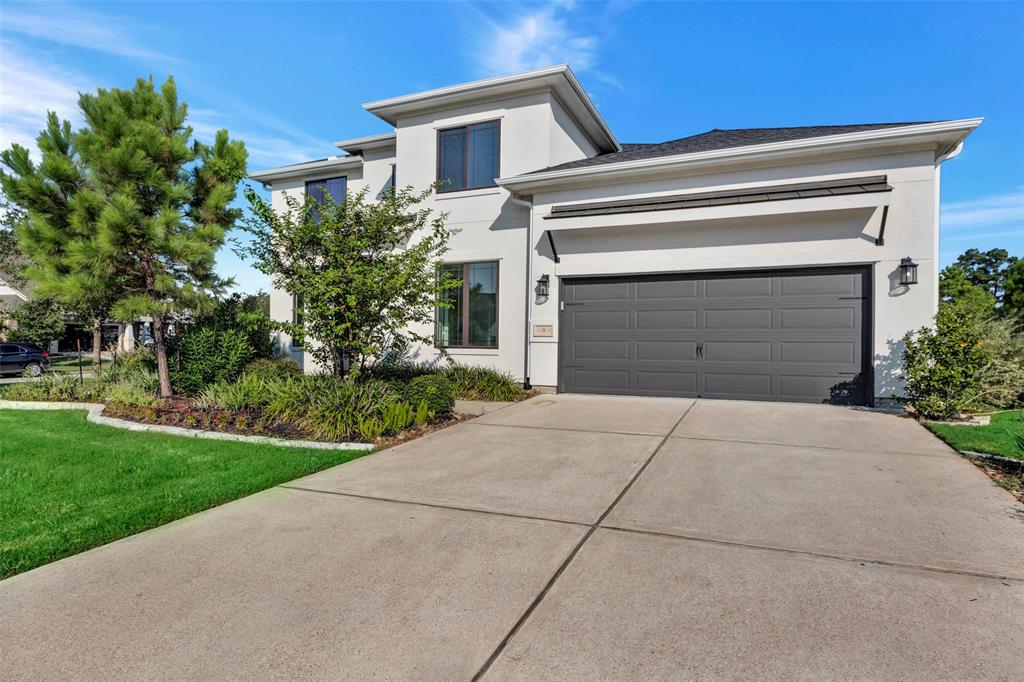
267,89,599,377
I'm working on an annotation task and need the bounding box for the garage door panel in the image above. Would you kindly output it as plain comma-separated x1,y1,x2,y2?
570,310,631,331
636,340,698,362
780,341,858,365
705,277,773,298
702,371,773,400
569,280,631,302
636,280,699,300
780,273,859,296
566,367,631,392
636,309,698,330
780,307,856,331
705,308,773,330
571,340,630,361
703,340,773,363
778,373,865,404
636,371,698,395
560,268,869,404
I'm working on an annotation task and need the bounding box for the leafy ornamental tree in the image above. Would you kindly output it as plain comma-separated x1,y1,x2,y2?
1002,259,1024,321
2,77,248,396
242,185,459,376
3,298,65,349
0,118,116,369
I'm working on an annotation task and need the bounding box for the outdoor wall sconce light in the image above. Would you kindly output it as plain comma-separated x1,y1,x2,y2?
898,257,919,286
536,274,550,299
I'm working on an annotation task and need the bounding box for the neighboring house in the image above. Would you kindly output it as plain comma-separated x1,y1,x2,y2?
250,65,980,406
0,272,30,312
1,271,142,352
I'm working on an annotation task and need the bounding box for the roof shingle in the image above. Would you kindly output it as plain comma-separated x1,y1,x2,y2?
533,122,936,174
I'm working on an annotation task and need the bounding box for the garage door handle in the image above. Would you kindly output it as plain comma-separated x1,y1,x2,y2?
696,341,704,359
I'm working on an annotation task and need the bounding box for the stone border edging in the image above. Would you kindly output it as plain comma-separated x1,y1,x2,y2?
0,400,373,452
960,449,1024,473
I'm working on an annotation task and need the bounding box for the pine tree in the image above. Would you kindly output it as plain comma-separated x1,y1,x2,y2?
2,77,247,395
0,114,114,369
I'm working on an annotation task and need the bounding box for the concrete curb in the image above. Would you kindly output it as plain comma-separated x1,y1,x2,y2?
0,400,374,452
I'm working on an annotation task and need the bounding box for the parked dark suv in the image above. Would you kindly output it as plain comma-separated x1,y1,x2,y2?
0,342,50,377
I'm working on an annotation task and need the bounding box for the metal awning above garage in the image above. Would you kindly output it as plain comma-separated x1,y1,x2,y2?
541,176,892,237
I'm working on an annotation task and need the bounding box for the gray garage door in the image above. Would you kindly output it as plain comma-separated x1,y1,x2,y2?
559,267,870,404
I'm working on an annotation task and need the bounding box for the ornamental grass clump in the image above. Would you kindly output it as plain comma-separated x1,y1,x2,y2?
443,364,522,402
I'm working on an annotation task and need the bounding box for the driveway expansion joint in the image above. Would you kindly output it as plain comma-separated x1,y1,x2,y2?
598,524,1024,583
669,433,955,459
468,420,672,438
470,399,699,681
277,485,590,529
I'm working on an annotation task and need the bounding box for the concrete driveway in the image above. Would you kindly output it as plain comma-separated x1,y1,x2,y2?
2,395,1022,680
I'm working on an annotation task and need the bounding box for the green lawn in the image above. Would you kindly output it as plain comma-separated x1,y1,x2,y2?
0,409,369,579
926,410,1024,460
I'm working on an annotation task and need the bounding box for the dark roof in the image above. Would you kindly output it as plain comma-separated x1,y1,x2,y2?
534,122,936,174
545,175,891,219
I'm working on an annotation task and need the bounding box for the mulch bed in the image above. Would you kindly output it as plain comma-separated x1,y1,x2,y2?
103,398,474,449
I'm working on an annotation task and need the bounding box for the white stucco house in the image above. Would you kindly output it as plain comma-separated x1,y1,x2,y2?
250,65,980,406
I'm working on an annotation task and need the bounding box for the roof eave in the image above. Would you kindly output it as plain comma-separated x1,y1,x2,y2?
362,65,619,154
333,132,397,154
497,118,984,193
248,156,364,185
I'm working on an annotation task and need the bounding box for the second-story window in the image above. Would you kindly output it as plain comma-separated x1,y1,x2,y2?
437,120,500,192
306,176,347,205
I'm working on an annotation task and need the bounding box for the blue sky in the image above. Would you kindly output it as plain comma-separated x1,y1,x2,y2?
2,1,1021,293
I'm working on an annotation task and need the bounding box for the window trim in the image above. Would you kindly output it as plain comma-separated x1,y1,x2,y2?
304,175,348,204
436,260,500,349
435,119,501,194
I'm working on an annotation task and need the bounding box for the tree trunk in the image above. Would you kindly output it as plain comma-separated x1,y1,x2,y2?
152,315,172,397
91,315,103,373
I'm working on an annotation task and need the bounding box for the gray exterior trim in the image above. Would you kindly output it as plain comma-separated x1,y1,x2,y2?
546,176,891,220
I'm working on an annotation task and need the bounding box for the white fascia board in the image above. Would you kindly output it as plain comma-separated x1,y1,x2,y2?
499,118,984,193
333,132,396,154
542,191,890,232
248,156,364,185
0,282,29,302
362,65,619,153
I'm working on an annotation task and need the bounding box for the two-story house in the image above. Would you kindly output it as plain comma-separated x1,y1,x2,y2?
250,65,980,406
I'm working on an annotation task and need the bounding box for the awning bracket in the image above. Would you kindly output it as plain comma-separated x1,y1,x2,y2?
546,230,560,263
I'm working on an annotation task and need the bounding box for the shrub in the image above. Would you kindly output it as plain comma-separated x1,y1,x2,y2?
194,373,270,410
443,364,522,402
107,348,157,383
404,374,455,414
104,381,159,408
977,317,1024,408
0,374,105,402
171,327,253,395
242,357,302,382
262,375,400,441
903,306,989,419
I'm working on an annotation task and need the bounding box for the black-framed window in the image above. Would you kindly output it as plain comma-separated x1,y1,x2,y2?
437,261,498,348
291,294,304,349
306,176,346,205
437,120,500,192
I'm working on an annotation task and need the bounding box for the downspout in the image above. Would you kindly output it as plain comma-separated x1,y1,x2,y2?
509,192,534,389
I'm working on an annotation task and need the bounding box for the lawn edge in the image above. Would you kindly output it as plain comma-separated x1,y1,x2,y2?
0,400,374,452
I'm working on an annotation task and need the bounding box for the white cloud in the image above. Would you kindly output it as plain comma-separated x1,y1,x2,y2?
467,2,618,86
0,2,176,62
0,46,91,154
942,188,1024,228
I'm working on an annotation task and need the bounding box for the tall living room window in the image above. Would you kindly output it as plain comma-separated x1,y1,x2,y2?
436,261,498,348
437,120,500,192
